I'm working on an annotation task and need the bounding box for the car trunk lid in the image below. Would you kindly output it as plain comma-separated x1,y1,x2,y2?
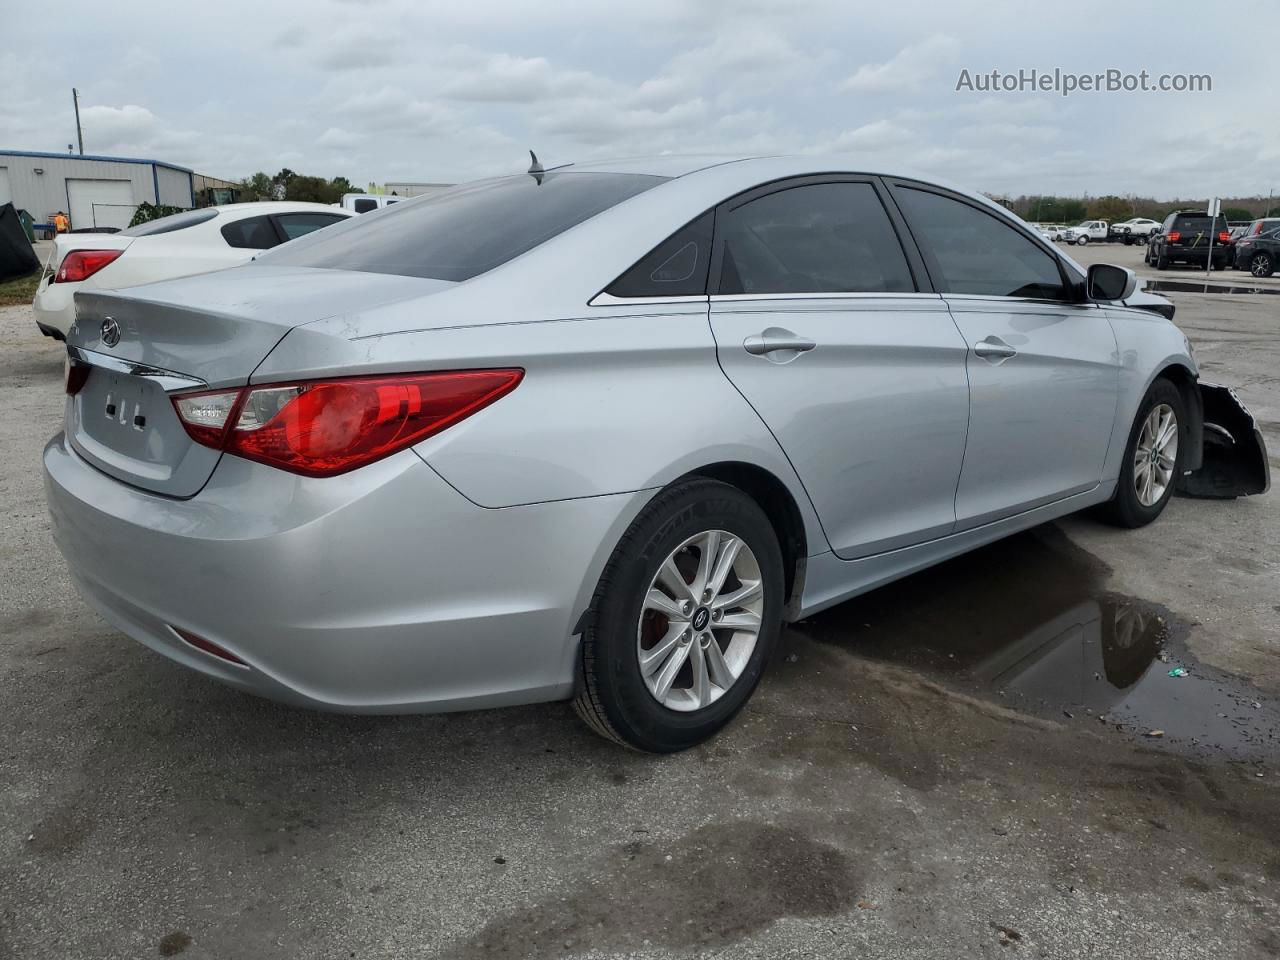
65,265,450,497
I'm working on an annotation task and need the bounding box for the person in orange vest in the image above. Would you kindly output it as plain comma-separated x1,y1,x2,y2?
53,211,70,233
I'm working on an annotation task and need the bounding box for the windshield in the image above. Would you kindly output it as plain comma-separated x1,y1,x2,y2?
261,172,667,281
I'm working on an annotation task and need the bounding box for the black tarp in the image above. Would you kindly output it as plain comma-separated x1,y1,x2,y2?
0,202,41,282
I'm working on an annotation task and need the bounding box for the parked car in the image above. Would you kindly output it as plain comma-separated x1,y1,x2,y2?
44,156,1269,752
1148,211,1230,270
1110,218,1160,245
1034,223,1067,242
33,202,354,339
1233,227,1280,277
341,193,405,214
1062,220,1109,244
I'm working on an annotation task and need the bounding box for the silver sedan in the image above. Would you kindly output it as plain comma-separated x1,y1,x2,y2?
44,155,1268,751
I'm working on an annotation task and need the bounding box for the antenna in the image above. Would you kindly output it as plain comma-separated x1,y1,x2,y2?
528,150,543,176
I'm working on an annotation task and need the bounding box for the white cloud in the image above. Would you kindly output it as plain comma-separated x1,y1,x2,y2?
844,34,959,93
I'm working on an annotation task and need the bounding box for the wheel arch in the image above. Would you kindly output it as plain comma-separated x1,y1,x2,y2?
1151,361,1204,473
679,461,810,619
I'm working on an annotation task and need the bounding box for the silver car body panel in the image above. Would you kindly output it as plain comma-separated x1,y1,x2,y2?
46,154,1208,712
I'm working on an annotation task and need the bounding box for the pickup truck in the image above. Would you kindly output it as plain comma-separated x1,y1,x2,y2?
1061,220,1109,245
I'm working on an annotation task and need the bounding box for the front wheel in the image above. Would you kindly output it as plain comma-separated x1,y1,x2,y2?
1101,379,1185,528
574,479,784,752
1251,252,1274,278
1076,235,1089,245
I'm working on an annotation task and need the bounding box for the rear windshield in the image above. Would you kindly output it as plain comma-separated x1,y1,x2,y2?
120,208,219,237
262,172,667,281
1172,215,1226,232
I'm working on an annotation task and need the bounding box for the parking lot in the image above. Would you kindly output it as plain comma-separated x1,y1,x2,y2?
1,244,1278,959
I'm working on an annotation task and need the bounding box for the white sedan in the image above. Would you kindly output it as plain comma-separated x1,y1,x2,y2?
33,202,355,339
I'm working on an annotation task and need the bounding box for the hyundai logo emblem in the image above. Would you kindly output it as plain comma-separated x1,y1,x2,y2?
100,317,121,348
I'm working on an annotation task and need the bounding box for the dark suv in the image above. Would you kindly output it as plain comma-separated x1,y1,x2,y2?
1233,227,1279,277
1232,218,1280,271
1148,211,1230,270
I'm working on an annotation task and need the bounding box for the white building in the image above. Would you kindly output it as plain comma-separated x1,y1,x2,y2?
0,149,195,231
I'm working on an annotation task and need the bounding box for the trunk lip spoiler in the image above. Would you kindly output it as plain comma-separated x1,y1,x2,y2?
67,344,208,394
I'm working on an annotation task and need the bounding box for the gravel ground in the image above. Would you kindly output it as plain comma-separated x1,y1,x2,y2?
1,257,1277,960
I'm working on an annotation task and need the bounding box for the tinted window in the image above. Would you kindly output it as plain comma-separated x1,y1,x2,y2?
264,173,664,282
353,198,378,213
897,188,1066,300
120,208,218,237
1172,214,1225,234
606,212,713,297
221,216,280,250
275,212,348,240
717,182,914,295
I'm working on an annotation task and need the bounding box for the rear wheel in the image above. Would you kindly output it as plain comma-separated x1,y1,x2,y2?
1101,378,1185,528
1250,252,1274,278
1156,250,1169,270
574,479,784,752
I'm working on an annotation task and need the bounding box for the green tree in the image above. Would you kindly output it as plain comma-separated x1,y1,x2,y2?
1222,207,1255,222
241,172,274,201
285,175,341,204
1087,196,1134,222
329,176,355,197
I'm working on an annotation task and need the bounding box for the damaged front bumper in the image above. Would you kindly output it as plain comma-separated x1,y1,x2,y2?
1179,383,1271,498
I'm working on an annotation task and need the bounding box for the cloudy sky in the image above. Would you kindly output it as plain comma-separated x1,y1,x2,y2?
3,0,1275,199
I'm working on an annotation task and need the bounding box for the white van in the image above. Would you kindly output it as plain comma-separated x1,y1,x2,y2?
340,193,405,214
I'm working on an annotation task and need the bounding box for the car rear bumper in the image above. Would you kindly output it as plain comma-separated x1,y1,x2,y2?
44,432,647,713
32,279,74,337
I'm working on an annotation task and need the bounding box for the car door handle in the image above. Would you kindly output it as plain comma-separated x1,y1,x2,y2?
973,336,1017,362
743,328,817,357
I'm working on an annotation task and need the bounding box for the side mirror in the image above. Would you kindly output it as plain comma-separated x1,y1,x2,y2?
1087,263,1137,301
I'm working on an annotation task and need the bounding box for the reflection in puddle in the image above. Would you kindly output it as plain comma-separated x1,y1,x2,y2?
1143,279,1280,296
789,528,1278,763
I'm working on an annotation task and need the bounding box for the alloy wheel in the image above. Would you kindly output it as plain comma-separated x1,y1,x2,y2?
636,530,764,712
1134,403,1178,507
1252,254,1272,278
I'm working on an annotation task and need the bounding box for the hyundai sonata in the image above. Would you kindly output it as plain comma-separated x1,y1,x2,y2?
44,156,1268,751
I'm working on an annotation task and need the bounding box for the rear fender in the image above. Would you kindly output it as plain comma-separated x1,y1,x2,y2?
1178,383,1270,498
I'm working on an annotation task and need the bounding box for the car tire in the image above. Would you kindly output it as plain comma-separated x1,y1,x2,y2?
1250,252,1274,278
1101,378,1186,529
1156,251,1169,270
573,478,785,752
1076,236,1089,245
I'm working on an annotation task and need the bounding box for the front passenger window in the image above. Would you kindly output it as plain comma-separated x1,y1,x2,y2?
896,187,1067,300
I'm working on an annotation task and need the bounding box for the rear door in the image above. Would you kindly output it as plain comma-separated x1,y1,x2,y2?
708,177,971,559
888,182,1119,528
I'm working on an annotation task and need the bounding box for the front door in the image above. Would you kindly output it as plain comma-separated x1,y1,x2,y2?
890,183,1119,529
707,178,971,560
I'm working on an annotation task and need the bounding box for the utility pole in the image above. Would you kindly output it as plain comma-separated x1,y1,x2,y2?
72,88,84,155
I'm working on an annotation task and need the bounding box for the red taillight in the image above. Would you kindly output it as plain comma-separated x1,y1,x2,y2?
1166,231,1180,243
172,369,523,477
54,249,123,283
1218,231,1230,243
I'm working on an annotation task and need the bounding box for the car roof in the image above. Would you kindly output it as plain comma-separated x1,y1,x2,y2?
211,201,352,217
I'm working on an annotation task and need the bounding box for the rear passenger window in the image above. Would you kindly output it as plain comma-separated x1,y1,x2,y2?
717,182,915,295
606,212,713,297
896,188,1067,300
274,212,348,240
353,199,378,213
220,216,280,250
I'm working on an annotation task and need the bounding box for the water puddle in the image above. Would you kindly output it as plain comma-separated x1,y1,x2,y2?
1144,279,1280,296
788,527,1278,765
